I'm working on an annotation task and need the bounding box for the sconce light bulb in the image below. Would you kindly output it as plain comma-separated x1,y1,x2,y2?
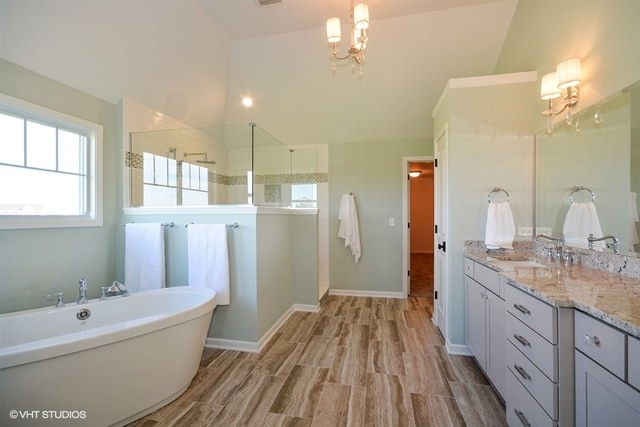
594,106,603,125
242,97,253,108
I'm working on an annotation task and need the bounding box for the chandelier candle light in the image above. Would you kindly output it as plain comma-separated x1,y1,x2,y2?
326,1,370,77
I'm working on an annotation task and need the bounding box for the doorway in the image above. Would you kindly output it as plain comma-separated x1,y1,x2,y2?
403,157,435,301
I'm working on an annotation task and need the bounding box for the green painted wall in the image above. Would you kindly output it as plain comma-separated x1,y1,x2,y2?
0,58,119,314
328,139,431,293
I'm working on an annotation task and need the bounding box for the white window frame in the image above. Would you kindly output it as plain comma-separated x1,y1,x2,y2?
0,93,103,229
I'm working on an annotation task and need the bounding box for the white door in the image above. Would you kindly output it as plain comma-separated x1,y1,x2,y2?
434,125,448,334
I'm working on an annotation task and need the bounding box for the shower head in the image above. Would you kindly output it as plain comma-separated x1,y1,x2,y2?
183,152,216,165
196,156,216,165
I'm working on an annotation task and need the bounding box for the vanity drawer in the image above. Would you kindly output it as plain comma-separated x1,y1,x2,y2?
507,341,558,418
464,257,475,277
574,310,625,380
474,262,500,296
507,313,557,380
506,285,557,344
506,369,555,427
629,335,640,389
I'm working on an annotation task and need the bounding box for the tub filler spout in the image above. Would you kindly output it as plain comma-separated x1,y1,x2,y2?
100,281,130,300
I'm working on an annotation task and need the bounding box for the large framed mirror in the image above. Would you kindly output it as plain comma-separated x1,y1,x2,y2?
535,80,640,256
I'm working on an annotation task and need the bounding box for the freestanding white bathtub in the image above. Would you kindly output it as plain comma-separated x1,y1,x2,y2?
0,286,216,427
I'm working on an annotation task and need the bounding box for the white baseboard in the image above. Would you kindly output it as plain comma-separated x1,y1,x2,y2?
205,337,260,353
328,289,405,298
445,340,472,356
206,302,319,353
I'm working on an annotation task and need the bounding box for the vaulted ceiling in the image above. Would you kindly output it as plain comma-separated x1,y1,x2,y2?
0,0,519,145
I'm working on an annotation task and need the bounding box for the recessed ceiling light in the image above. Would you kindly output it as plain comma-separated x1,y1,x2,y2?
242,97,253,108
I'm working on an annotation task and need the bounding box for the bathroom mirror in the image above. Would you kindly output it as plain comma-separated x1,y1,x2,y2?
535,80,640,255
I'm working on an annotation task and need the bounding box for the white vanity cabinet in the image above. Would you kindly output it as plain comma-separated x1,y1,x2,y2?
464,257,506,398
504,284,574,427
575,310,640,426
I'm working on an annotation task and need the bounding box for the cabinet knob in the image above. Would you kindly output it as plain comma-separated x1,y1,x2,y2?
583,334,601,346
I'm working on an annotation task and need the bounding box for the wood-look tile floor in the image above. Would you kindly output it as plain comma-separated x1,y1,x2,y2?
130,295,506,426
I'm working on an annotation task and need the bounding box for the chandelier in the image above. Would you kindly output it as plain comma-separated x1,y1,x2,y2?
326,1,370,77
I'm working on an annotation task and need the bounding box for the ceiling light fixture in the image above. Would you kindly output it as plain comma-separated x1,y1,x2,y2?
326,1,369,78
409,170,421,178
541,57,582,134
242,97,253,108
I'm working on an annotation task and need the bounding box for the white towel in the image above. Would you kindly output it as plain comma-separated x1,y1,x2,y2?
630,192,640,251
484,202,516,250
188,224,230,305
125,223,165,292
338,194,361,262
563,202,605,249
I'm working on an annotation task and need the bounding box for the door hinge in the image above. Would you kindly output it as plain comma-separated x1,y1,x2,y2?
434,224,438,233
434,291,438,300
434,158,438,167
408,270,410,277
408,222,411,229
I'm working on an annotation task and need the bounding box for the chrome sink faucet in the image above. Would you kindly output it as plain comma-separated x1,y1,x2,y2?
77,277,88,304
535,233,565,263
587,234,619,254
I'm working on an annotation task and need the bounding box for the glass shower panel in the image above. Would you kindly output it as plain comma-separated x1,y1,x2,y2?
128,123,292,207
251,124,292,207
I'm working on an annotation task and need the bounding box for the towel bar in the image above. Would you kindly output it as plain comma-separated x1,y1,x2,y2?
185,222,239,228
487,187,510,203
569,186,595,203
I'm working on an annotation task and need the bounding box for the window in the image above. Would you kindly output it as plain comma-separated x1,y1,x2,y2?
142,152,208,206
0,94,102,229
291,183,317,208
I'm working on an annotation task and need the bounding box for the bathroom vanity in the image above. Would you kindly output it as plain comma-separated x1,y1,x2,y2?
464,246,640,426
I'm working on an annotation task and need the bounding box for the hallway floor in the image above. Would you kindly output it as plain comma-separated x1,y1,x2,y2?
130,295,506,426
410,253,434,298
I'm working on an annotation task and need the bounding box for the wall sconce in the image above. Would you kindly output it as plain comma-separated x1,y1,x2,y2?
541,57,581,133
409,170,421,178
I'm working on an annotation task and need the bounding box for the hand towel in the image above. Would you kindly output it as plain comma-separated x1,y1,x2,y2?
563,202,604,249
338,194,361,262
630,192,640,251
188,224,230,305
484,201,516,250
125,223,165,292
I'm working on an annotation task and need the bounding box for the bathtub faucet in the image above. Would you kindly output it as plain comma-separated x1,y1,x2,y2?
77,277,88,304
100,281,130,299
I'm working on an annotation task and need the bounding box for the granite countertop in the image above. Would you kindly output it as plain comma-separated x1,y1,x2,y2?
464,248,640,339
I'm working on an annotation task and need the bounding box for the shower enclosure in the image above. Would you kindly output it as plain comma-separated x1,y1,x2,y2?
126,123,316,208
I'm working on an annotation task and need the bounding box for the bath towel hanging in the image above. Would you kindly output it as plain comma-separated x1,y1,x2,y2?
563,201,604,249
125,223,166,292
338,193,361,262
484,189,516,250
187,224,230,305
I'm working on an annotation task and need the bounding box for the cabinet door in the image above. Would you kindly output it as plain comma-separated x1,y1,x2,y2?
576,351,640,427
465,277,486,368
487,292,505,397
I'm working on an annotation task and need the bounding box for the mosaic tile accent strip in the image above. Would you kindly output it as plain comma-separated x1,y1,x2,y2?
126,152,143,168
254,173,328,185
125,154,326,186
265,184,282,204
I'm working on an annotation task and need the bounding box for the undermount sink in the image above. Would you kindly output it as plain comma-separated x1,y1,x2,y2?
487,254,530,261
502,260,547,268
489,258,547,268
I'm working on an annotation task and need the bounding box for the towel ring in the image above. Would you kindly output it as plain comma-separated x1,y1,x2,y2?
487,187,510,204
569,186,595,203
